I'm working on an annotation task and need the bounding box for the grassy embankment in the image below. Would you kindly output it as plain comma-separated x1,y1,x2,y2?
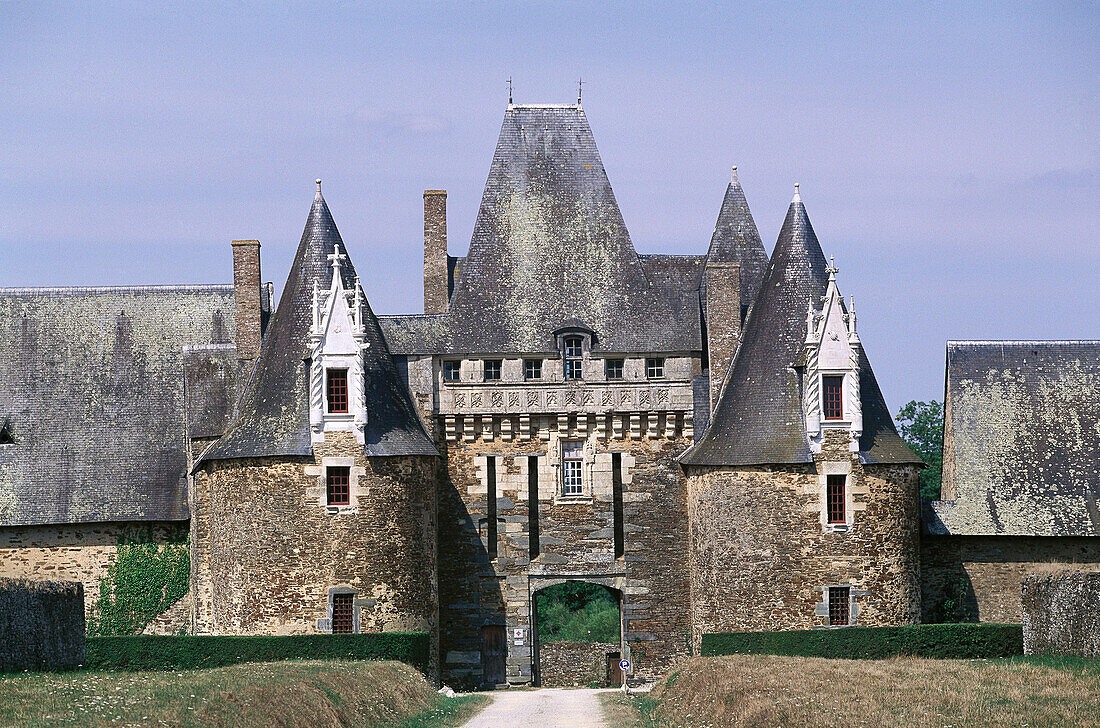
0,660,487,728
602,654,1100,728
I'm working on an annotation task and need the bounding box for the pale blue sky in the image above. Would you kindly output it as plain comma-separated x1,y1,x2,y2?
1,2,1096,407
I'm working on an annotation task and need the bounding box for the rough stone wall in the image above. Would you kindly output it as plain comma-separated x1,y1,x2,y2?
141,593,193,635
538,641,619,687
687,432,921,647
0,521,187,625
921,536,1100,623
1022,572,1100,657
190,431,438,671
0,577,85,671
437,424,692,688
230,239,263,360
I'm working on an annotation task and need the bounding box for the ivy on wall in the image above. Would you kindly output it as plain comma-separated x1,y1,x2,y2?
87,529,189,636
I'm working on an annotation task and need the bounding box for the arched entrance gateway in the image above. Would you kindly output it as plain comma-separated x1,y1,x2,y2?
531,578,625,688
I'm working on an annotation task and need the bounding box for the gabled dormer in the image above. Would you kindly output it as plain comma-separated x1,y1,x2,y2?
803,256,862,453
309,243,370,443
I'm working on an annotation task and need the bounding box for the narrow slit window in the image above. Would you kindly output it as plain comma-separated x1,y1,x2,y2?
612,452,625,558
605,359,624,380
327,466,350,506
828,586,850,626
487,456,498,559
561,441,584,496
528,455,540,558
326,369,349,414
823,376,844,420
524,359,542,380
332,592,354,633
827,474,846,524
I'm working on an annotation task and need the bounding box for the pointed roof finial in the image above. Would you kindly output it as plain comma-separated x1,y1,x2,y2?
825,255,838,281
577,77,584,105
731,165,739,185
792,182,801,203
328,242,346,274
507,76,513,105
315,178,322,197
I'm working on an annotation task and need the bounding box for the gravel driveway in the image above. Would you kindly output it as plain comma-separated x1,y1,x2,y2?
459,688,613,728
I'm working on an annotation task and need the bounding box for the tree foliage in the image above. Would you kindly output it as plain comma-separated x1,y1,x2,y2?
895,400,944,502
535,582,620,643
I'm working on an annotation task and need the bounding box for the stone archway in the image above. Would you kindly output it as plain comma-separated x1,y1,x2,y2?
531,578,624,687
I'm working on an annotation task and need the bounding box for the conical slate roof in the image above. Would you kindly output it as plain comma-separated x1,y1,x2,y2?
442,104,697,354
682,189,919,467
703,167,770,321
200,184,436,462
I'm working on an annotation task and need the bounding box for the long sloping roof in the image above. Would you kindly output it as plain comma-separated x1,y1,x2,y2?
927,341,1100,536
381,104,699,356
702,169,770,322
0,285,238,525
199,186,436,462
681,193,919,467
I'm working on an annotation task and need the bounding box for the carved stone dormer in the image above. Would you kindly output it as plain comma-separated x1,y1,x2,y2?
309,243,370,443
803,256,862,453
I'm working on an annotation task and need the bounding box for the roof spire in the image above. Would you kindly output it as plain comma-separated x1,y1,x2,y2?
792,182,801,203
315,179,323,199
507,76,513,105
328,243,346,274
731,165,739,185
826,255,838,282
577,77,584,105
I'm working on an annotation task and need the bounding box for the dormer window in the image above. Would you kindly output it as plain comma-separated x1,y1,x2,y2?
326,369,349,414
823,376,843,420
484,360,502,381
564,336,583,357
564,336,583,381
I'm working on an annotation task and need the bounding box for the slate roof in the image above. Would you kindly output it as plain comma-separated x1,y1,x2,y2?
702,168,770,322
680,193,920,467
0,285,239,525
199,185,436,462
380,104,700,356
927,341,1100,537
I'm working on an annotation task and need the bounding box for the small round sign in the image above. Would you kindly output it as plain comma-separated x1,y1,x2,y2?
618,658,630,672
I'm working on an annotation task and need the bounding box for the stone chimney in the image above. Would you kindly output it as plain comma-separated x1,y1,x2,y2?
423,190,449,314
705,262,740,410
231,239,263,360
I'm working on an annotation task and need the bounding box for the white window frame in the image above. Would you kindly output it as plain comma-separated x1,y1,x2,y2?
645,357,665,379
442,360,461,382
561,440,584,496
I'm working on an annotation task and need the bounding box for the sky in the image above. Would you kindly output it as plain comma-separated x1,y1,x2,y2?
1,2,1096,409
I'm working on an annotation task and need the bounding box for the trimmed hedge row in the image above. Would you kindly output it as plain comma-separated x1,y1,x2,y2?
86,633,430,674
702,623,1023,660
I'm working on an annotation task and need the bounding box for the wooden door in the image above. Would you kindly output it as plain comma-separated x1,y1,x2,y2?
481,625,507,685
607,651,624,687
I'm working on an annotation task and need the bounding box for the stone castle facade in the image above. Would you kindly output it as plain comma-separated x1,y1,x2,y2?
2,102,1097,688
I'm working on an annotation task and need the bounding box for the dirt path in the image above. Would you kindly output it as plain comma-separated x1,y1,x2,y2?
459,688,613,728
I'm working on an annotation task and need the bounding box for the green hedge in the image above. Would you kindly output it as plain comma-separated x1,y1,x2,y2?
702,623,1023,660
86,633,430,674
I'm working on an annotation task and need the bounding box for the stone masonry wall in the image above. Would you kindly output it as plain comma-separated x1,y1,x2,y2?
0,521,186,626
437,418,692,689
0,577,85,671
539,641,619,687
921,536,1100,623
190,431,438,673
687,431,921,647
1022,571,1100,657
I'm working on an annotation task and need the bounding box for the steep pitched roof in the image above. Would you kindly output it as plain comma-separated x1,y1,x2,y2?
681,189,919,467
0,285,239,525
399,104,698,355
927,341,1100,536
703,167,770,321
200,184,436,462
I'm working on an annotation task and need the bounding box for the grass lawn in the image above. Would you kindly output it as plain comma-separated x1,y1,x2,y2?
0,660,488,728
602,654,1100,728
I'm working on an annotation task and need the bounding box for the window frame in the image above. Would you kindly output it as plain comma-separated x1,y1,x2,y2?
442,360,461,382
331,592,355,634
326,368,349,414
645,357,665,379
326,465,351,506
563,336,583,358
524,358,543,380
483,359,502,382
828,586,851,626
564,358,583,381
605,358,624,380
822,375,844,420
561,440,584,496
826,474,846,524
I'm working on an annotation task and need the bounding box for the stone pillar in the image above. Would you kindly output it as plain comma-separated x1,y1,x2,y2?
705,262,740,410
231,239,262,361
423,190,449,314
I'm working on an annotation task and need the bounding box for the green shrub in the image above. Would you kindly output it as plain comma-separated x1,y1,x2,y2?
86,633,430,674
701,623,1022,660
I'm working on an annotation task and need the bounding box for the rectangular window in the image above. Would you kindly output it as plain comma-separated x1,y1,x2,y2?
326,369,348,414
442,360,461,382
327,466,350,506
332,592,354,633
646,357,664,379
487,456,498,559
524,359,542,380
564,359,583,381
561,441,584,496
528,455,540,558
828,586,850,626
827,474,846,524
823,375,844,420
484,360,502,381
564,336,583,357
605,359,624,380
